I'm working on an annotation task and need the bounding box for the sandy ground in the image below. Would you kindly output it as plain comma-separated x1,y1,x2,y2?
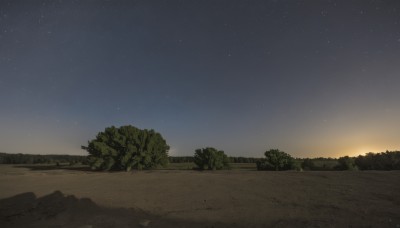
0,165,399,227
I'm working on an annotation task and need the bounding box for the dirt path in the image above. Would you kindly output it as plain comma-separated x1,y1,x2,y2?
1,165,400,227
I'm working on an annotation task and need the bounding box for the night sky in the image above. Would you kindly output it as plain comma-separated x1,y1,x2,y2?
1,0,399,158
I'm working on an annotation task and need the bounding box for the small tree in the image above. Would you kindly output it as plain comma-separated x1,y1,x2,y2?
256,149,295,171
301,158,316,171
82,125,169,171
335,156,358,170
194,147,230,170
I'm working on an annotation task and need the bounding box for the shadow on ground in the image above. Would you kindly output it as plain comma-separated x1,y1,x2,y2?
0,190,344,228
0,191,217,228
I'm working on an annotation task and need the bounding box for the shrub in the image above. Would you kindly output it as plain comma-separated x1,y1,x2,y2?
82,125,169,171
194,147,230,170
335,156,358,170
301,158,316,171
355,151,400,170
291,160,303,171
256,149,295,171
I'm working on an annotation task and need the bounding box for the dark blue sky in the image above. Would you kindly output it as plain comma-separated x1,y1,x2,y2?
1,0,399,157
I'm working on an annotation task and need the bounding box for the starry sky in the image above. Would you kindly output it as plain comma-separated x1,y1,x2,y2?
0,0,399,158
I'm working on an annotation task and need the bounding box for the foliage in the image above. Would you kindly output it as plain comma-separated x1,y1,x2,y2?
291,160,303,171
0,153,87,165
82,125,169,171
170,156,261,164
193,147,230,170
301,158,316,171
169,156,194,163
297,158,338,171
355,151,400,170
256,149,295,171
228,156,262,163
335,156,358,170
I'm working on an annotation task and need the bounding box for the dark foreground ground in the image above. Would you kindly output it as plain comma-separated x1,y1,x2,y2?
0,165,399,227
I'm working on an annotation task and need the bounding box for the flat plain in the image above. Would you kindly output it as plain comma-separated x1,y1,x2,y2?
1,164,399,227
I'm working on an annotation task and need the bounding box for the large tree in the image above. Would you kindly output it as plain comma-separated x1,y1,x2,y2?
194,147,230,170
82,125,169,171
256,149,295,171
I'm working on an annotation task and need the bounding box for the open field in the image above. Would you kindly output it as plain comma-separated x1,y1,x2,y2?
1,165,400,227
162,162,257,170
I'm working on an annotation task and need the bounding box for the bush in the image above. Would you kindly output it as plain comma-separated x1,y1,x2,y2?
301,158,316,171
256,149,295,171
355,151,400,170
335,156,358,170
82,125,169,171
291,160,303,171
194,147,230,170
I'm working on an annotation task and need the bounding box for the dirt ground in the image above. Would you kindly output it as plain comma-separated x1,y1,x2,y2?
0,165,399,227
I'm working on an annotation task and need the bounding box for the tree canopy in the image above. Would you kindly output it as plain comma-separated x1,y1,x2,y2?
194,147,230,170
256,149,295,171
82,125,169,171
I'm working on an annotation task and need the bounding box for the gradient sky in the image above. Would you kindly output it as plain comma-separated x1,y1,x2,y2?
1,0,399,158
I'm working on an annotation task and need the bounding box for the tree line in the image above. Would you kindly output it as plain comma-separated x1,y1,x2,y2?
1,150,399,171
0,152,259,165
262,150,400,171
0,153,87,165
169,156,261,163
339,151,400,170
2,125,399,171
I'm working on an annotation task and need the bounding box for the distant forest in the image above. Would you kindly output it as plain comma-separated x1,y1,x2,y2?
0,153,87,165
0,153,260,165
0,151,399,171
169,156,262,163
